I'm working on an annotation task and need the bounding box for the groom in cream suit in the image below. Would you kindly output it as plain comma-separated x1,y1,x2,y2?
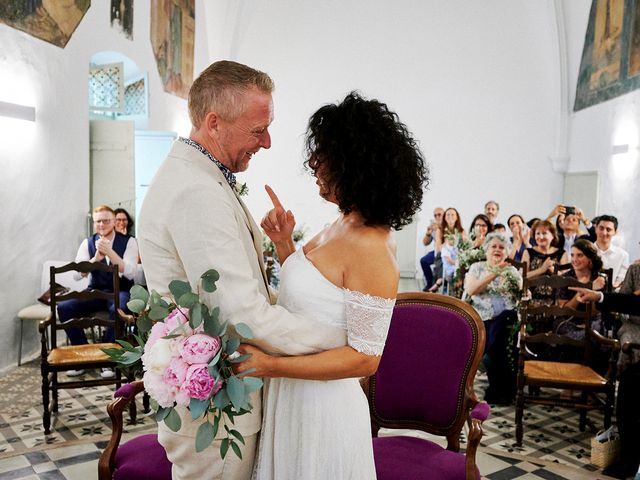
138,61,343,479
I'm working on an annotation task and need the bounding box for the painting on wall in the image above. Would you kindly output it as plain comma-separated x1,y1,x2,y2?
150,0,195,100
0,0,90,48
110,0,133,40
575,0,640,110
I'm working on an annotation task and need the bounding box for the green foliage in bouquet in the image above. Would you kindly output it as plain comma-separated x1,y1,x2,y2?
103,270,262,459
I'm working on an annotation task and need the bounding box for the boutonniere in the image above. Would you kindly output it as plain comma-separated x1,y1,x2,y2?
234,182,249,197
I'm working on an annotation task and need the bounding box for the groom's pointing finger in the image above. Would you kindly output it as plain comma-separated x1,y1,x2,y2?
265,184,284,209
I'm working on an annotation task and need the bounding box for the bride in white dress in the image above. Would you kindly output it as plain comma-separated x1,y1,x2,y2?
236,92,428,480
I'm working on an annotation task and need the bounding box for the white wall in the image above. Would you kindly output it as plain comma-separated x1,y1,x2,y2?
564,0,640,260
203,0,564,262
0,1,209,370
3,0,632,372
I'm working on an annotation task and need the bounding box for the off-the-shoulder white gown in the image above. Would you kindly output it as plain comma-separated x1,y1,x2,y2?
252,248,395,480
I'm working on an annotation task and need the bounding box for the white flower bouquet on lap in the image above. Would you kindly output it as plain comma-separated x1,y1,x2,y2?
103,269,261,459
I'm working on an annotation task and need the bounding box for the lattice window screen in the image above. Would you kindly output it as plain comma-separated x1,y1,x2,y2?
89,62,124,112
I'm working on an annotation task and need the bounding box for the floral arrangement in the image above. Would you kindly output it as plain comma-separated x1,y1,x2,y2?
485,266,522,303
103,270,261,459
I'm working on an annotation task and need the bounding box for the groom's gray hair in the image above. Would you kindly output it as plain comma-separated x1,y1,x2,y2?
189,60,274,128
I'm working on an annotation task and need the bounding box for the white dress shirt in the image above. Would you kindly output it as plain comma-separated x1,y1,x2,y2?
596,243,630,287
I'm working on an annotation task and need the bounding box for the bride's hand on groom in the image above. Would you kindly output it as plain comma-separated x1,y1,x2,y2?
261,185,295,244
234,343,274,378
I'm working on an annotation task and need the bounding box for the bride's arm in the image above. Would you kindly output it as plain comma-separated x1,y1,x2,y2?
236,234,398,380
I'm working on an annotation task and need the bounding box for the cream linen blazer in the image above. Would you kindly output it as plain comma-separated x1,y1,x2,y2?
138,140,344,436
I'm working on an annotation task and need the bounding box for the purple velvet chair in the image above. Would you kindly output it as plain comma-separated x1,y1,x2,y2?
98,381,172,480
364,292,490,480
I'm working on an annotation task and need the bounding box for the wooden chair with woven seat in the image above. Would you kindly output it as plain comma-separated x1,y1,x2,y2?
514,274,620,446
39,261,131,434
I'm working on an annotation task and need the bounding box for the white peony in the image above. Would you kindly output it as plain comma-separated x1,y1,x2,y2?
142,337,174,374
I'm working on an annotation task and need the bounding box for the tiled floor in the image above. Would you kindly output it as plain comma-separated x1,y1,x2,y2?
0,352,621,479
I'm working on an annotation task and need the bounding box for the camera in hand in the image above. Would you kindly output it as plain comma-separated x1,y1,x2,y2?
563,205,575,215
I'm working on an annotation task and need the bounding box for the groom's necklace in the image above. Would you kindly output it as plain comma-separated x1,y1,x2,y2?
179,137,237,189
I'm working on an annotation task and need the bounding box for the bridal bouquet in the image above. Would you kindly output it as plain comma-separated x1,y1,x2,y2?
103,269,261,459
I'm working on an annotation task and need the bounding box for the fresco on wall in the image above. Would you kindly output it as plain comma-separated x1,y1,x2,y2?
110,0,133,40
150,0,195,99
575,0,640,110
0,0,90,48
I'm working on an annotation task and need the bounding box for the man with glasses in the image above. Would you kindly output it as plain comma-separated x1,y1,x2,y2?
58,205,138,376
420,207,444,291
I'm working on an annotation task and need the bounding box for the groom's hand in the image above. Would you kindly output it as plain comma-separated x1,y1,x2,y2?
234,344,274,378
261,185,295,243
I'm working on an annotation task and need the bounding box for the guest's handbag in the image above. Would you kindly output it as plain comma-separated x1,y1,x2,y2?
591,426,621,468
37,283,70,305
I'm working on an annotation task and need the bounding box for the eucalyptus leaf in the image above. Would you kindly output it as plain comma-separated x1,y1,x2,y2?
225,337,240,355
195,421,215,453
133,333,146,348
234,322,254,339
220,438,229,459
201,269,220,293
230,440,243,459
207,363,220,380
156,406,170,422
101,347,124,358
157,297,169,308
213,388,230,410
126,298,147,314
115,339,135,351
190,398,209,420
242,376,263,394
226,376,245,411
119,351,143,365
149,305,169,320
190,302,203,328
208,350,222,368
164,408,182,432
229,429,245,445
178,292,199,308
130,285,150,303
212,412,220,438
203,314,218,337
136,315,152,334
169,280,192,300
210,307,220,322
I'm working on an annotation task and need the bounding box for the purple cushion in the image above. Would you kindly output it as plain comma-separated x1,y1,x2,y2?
114,383,136,399
374,436,478,480
375,304,475,427
470,402,491,422
114,434,172,480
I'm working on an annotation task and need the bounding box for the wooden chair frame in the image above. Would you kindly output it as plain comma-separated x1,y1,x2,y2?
514,275,620,445
39,261,133,434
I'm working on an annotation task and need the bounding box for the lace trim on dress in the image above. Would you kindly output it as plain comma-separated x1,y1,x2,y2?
345,289,395,356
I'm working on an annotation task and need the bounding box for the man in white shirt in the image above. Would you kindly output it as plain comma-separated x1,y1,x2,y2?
594,214,629,289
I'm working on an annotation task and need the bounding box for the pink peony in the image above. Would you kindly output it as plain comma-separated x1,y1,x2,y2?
180,334,221,365
181,364,221,400
145,321,170,351
164,357,189,387
165,307,191,334
144,371,177,408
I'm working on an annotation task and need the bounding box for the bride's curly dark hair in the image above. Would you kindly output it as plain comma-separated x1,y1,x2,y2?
304,92,428,230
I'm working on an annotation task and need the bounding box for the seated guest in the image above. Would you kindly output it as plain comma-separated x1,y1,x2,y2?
559,239,606,309
469,214,493,249
493,223,506,233
464,232,522,404
419,207,444,291
114,207,134,236
484,200,500,225
441,233,458,295
546,204,595,260
594,214,629,289
507,214,531,262
522,220,568,304
58,205,138,376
